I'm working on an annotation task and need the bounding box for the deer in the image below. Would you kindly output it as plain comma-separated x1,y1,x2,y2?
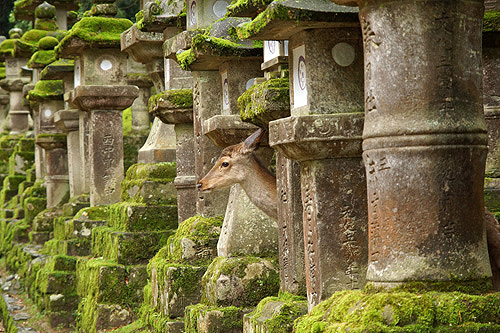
197,128,500,291
197,128,277,220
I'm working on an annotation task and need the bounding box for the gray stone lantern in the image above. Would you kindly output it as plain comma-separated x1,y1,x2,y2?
240,0,367,309
57,11,138,206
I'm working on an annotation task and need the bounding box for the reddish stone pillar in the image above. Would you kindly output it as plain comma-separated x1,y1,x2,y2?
355,0,491,287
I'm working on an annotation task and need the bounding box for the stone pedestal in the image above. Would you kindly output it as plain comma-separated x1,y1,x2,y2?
71,85,139,206
0,88,9,130
54,109,83,198
355,0,490,286
127,59,152,131
36,135,69,208
121,25,178,163
267,25,367,309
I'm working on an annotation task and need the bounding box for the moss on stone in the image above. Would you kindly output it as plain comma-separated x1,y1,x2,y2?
227,0,274,17
135,10,145,30
148,88,193,110
202,256,280,307
176,48,196,70
74,206,109,221
122,106,132,135
484,11,500,32
35,19,58,31
27,49,56,68
238,77,290,127
245,292,307,333
27,79,63,100
55,16,133,55
125,162,177,181
185,303,245,333
294,289,500,333
0,39,16,58
107,201,178,232
38,36,59,50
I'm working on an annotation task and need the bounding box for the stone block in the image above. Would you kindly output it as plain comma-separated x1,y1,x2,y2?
76,259,127,304
92,227,173,265
95,304,133,332
66,218,106,239
107,202,178,232
185,304,247,333
121,179,177,205
243,296,307,333
47,293,79,312
202,256,280,308
62,201,89,217
8,151,34,175
23,197,46,225
48,255,77,271
29,231,50,245
48,310,75,329
32,207,62,232
151,264,206,318
37,270,75,294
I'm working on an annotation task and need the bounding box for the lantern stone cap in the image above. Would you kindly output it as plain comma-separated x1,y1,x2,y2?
135,0,186,33
40,58,74,80
35,132,67,149
163,30,199,59
239,77,290,128
15,29,65,59
269,113,364,161
0,39,16,60
237,0,358,40
203,114,259,148
227,0,273,19
176,17,263,71
55,17,133,58
54,109,79,132
27,79,63,102
70,85,139,111
27,50,55,69
149,88,193,124
14,0,78,21
0,77,31,91
121,25,164,63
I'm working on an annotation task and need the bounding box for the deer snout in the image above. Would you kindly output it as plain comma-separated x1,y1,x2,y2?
197,180,212,193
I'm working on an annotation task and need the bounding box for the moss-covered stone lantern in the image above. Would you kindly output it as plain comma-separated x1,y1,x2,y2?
56,12,137,206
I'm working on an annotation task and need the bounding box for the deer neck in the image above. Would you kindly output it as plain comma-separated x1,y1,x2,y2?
240,157,277,220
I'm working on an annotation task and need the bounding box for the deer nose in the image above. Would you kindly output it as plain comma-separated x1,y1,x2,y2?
196,183,202,191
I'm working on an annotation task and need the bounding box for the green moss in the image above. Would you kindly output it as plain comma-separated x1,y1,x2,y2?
55,16,133,55
227,0,273,17
148,89,193,111
34,19,58,31
0,66,4,79
74,206,109,221
245,292,307,333
107,201,178,232
135,10,145,30
122,106,132,135
27,79,63,101
38,36,59,50
36,132,67,143
176,48,196,70
125,162,177,181
238,77,290,127
294,290,500,333
185,304,245,333
27,49,56,68
484,11,500,32
0,39,16,58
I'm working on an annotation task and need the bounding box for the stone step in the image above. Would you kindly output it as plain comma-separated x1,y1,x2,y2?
107,202,178,232
185,304,250,333
37,271,75,295
44,238,91,257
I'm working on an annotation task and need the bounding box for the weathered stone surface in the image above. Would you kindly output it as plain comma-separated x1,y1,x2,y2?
359,0,491,286
71,85,139,112
185,304,248,333
202,256,280,308
203,115,258,148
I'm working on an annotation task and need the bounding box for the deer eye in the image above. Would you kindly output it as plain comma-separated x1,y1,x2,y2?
221,162,229,168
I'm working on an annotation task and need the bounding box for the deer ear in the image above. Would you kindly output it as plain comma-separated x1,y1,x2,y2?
242,128,265,153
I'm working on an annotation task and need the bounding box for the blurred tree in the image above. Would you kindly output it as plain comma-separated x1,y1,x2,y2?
0,0,15,37
78,0,139,22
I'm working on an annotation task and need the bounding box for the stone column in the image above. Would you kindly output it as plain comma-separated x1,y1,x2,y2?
1,57,31,134
54,110,82,197
121,24,177,163
72,85,139,206
35,134,68,207
0,88,8,131
352,0,490,287
127,59,152,131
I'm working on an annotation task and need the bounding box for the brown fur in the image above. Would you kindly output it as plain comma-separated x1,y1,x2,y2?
485,209,500,291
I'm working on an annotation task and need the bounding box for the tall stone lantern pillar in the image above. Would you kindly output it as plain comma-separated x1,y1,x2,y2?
331,0,491,289
57,4,138,206
240,1,367,309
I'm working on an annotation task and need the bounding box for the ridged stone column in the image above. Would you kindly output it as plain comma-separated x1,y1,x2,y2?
356,0,491,286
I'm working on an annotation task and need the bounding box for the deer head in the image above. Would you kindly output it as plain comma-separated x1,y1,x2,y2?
198,128,266,192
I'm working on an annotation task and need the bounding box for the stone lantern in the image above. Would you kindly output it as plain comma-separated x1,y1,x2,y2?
240,0,367,309
57,5,138,206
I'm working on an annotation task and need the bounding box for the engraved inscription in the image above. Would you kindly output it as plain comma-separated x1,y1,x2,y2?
434,11,455,115
340,205,361,289
102,134,116,196
440,166,456,238
301,165,319,306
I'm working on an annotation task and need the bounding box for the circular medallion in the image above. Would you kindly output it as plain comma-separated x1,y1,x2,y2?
332,42,355,67
100,59,112,71
267,41,276,55
297,55,306,91
223,78,229,107
213,0,228,18
189,0,197,26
